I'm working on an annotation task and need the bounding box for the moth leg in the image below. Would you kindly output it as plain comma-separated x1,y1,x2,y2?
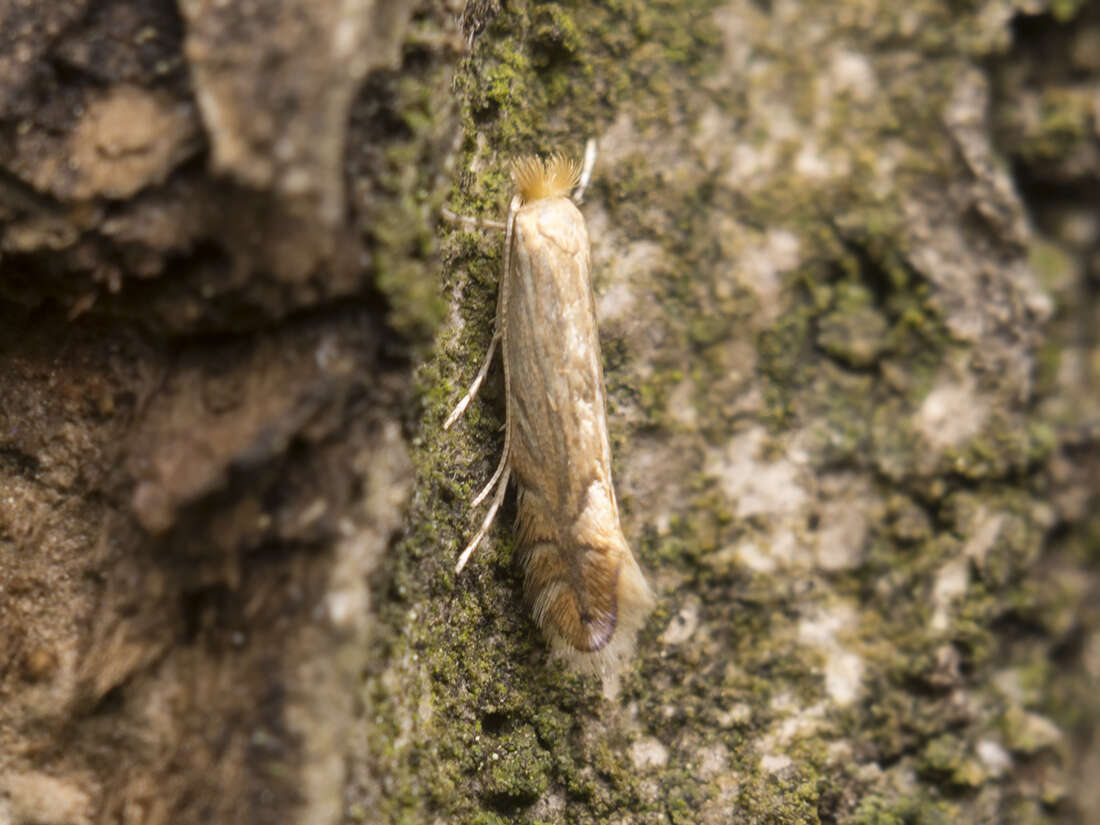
441,206,507,230
455,467,511,573
572,138,597,203
451,196,521,573
471,404,511,507
470,197,519,508
443,329,500,430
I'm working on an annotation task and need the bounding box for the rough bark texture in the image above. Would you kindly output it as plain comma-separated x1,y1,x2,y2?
0,1,1097,824
0,0,457,823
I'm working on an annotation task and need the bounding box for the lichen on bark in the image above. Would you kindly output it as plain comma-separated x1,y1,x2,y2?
358,1,1099,824
0,0,1097,823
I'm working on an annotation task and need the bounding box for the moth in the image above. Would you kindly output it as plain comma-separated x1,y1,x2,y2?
444,142,654,669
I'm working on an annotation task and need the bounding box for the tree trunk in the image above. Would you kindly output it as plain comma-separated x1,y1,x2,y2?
0,1,1096,824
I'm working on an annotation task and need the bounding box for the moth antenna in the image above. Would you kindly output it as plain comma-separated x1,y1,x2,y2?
573,138,597,203
443,195,521,431
441,206,507,230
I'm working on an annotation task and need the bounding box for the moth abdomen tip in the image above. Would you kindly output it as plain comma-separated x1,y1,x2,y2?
522,536,654,670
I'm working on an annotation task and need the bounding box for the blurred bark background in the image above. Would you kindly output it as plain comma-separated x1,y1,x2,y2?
0,1,1097,824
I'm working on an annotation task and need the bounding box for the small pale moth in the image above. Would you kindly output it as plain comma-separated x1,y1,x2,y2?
444,140,655,670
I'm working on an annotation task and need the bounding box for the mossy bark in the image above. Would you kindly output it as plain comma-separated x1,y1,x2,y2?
362,2,1099,824
0,1,1097,824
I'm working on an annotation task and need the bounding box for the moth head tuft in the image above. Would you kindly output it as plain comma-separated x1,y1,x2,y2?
512,153,581,204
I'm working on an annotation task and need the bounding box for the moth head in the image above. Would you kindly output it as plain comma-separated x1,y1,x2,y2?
512,153,581,204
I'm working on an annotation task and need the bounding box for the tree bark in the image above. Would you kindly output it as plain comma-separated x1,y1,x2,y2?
0,1,1096,824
